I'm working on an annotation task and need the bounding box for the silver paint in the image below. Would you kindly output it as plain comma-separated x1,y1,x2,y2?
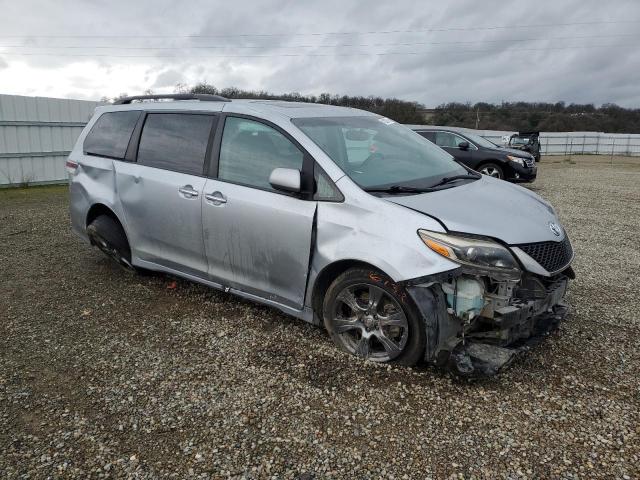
68,99,572,325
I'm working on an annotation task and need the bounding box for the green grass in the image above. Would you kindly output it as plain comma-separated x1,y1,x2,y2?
0,184,68,201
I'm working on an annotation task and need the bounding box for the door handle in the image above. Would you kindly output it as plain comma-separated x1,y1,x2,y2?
179,185,199,198
205,191,227,205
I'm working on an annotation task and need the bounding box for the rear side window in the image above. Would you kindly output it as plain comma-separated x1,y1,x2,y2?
417,131,436,142
84,111,141,159
218,117,304,191
137,113,215,175
435,132,467,148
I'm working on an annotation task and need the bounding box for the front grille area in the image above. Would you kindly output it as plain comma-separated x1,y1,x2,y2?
524,157,535,167
516,236,573,273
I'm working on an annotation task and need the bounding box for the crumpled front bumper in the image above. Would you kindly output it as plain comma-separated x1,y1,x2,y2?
405,271,571,376
449,300,568,376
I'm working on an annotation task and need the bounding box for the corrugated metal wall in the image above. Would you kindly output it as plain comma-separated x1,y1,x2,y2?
0,94,101,186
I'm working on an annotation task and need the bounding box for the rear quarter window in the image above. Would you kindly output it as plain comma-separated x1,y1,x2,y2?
83,111,141,159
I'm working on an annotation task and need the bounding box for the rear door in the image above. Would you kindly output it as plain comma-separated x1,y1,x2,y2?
201,115,316,309
116,112,217,277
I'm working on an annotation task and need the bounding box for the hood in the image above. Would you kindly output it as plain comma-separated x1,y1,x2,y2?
388,177,564,245
487,145,532,158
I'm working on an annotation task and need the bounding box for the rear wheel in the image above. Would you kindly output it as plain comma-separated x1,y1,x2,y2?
323,268,426,365
86,215,134,271
478,162,504,179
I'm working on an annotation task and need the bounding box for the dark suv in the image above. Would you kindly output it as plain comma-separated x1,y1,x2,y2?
412,127,537,183
509,131,541,162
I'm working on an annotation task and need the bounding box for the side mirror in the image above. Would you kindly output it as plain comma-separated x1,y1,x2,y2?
269,167,301,193
458,141,470,150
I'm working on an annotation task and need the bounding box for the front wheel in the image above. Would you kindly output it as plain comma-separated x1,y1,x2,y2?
323,268,426,365
478,162,504,179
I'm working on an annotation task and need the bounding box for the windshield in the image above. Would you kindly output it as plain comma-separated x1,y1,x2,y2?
461,131,499,148
293,116,466,189
510,136,530,146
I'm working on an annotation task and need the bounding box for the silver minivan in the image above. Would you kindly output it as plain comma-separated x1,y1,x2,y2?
68,94,574,375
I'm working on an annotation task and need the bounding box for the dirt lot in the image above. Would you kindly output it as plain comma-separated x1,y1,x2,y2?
1,156,639,479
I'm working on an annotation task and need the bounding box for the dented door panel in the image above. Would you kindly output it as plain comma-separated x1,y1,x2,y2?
202,179,316,309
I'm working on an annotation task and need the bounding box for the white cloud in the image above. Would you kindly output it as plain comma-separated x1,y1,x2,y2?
1,0,639,106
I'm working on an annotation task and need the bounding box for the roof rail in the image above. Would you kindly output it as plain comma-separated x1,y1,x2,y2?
113,93,231,105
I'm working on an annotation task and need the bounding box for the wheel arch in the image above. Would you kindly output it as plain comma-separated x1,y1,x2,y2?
310,259,395,325
85,203,130,247
86,203,121,226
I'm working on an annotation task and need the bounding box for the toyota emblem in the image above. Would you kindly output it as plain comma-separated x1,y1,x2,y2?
549,222,562,237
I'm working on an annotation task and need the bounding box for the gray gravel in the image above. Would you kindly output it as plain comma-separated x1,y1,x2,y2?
1,155,639,479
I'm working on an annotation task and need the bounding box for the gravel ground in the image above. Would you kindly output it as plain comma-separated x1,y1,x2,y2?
1,156,639,479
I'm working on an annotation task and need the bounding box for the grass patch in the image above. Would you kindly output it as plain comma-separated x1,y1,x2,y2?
0,184,68,201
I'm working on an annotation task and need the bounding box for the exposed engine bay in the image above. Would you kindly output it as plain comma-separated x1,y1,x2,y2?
406,267,574,376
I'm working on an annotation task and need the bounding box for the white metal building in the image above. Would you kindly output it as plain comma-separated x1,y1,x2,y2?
0,94,101,187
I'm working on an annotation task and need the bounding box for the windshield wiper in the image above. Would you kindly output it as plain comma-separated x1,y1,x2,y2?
364,185,435,194
364,173,480,195
429,173,481,189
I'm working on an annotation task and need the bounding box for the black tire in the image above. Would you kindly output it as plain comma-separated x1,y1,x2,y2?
323,268,426,366
86,214,134,271
478,162,504,179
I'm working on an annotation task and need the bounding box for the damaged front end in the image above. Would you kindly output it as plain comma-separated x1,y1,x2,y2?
406,231,574,376
407,269,572,376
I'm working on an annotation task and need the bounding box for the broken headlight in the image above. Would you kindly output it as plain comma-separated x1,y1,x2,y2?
418,230,521,278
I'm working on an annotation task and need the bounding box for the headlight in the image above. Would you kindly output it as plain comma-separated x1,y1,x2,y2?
418,230,520,278
506,155,525,166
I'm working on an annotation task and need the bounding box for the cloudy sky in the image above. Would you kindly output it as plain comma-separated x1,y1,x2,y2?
1,0,639,106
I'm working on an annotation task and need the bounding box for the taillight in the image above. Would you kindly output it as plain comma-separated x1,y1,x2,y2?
66,159,78,174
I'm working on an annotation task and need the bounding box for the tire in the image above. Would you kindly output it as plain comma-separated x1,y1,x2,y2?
478,162,504,179
86,214,134,271
323,268,426,366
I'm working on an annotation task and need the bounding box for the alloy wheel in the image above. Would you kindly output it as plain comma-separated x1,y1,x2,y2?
480,166,502,178
330,283,409,362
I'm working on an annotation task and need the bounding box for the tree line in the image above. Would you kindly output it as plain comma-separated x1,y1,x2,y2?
431,102,640,133
185,83,425,124
107,85,640,132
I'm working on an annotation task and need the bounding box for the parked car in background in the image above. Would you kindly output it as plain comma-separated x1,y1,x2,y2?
509,131,541,161
412,127,537,183
67,95,573,375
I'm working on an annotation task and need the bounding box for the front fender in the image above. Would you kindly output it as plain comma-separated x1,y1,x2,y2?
305,197,459,308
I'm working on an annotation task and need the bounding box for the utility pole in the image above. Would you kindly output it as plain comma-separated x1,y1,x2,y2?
475,108,480,130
